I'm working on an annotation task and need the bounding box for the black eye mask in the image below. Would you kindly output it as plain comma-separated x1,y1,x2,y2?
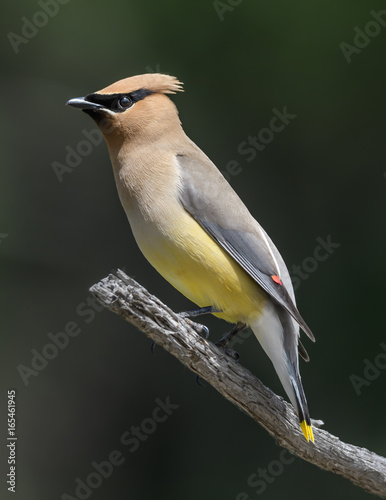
84,89,154,113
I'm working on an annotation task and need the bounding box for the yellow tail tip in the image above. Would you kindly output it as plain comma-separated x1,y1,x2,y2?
300,420,314,443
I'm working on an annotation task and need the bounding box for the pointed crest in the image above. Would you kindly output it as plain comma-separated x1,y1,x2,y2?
97,74,184,95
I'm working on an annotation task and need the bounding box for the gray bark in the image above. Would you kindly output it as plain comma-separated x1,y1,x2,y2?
90,269,386,497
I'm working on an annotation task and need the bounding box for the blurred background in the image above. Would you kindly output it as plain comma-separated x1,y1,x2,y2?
1,1,386,499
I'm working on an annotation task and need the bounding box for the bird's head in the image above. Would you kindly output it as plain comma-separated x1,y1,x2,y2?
66,73,184,145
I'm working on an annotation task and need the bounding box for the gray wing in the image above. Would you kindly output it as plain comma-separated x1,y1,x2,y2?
176,151,315,343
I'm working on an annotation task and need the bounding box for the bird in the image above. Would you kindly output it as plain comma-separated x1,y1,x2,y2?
67,73,315,442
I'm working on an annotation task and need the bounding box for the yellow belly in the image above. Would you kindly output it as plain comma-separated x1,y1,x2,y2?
133,210,267,325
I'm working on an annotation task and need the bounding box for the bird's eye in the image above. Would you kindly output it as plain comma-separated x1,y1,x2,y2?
117,96,133,110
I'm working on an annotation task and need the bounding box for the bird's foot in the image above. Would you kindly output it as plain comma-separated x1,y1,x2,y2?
223,348,240,361
215,323,247,361
179,305,220,339
215,323,247,348
181,318,210,339
193,323,210,339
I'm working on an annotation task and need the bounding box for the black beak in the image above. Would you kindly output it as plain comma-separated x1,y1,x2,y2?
66,97,104,111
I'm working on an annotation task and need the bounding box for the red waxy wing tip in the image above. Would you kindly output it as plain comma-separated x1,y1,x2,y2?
271,275,283,286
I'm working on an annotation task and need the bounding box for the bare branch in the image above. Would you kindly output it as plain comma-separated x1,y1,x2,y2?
90,270,386,498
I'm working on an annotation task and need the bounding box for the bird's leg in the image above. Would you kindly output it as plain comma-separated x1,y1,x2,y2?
215,322,247,348
215,323,247,361
179,306,221,340
179,305,221,318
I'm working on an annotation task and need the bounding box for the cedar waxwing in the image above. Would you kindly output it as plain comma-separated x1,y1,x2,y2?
67,74,315,442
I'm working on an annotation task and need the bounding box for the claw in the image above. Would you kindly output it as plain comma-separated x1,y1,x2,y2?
224,348,240,362
201,325,210,339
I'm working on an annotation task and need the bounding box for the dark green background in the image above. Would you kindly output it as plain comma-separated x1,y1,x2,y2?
1,1,386,499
